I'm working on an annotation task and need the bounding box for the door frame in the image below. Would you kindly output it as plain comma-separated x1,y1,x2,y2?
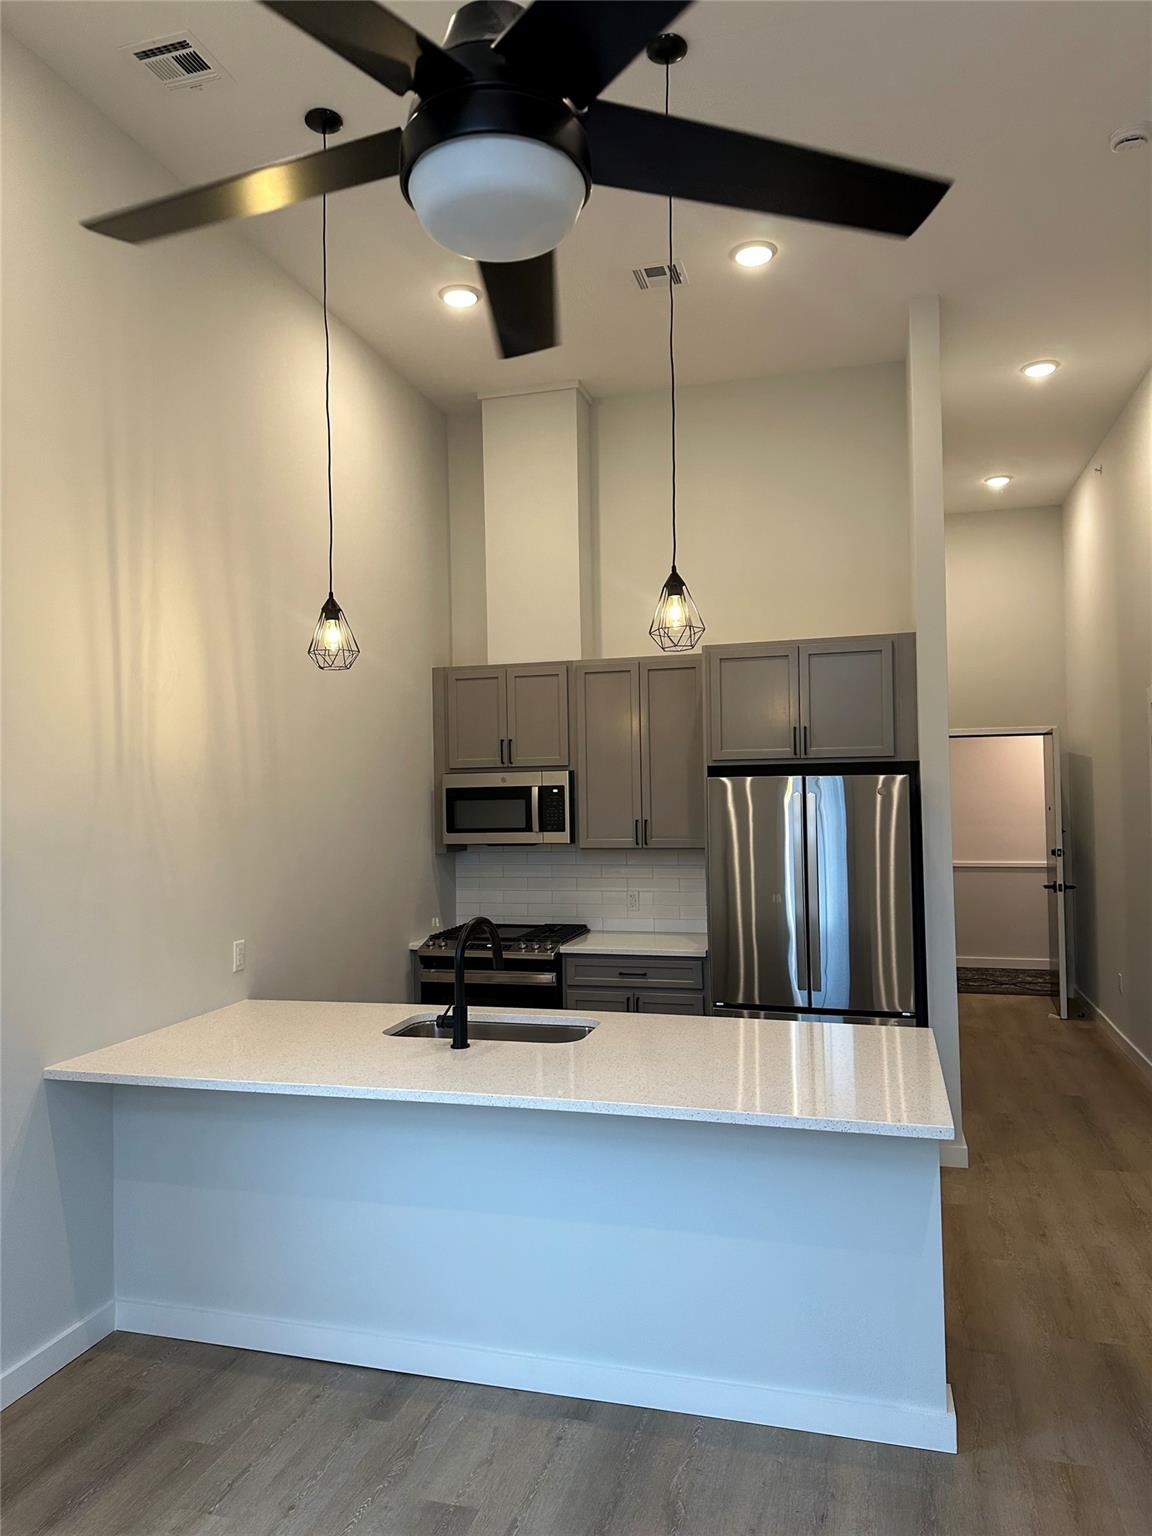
948,726,1071,1018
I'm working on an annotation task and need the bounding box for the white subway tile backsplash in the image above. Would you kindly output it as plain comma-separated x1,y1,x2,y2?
452,847,707,931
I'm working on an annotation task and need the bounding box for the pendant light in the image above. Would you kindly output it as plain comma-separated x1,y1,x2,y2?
647,37,705,655
305,108,360,671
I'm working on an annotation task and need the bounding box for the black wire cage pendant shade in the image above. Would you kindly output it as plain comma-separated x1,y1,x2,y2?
649,565,705,652
306,107,359,672
647,37,704,655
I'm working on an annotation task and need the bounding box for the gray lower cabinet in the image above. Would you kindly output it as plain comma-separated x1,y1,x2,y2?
564,955,707,1016
574,656,704,849
444,663,569,770
705,633,912,762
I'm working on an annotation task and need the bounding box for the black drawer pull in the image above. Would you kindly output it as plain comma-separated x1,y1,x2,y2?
618,970,649,977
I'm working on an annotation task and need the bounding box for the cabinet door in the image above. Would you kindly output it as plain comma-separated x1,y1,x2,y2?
445,668,507,770
564,986,633,1014
506,663,570,767
640,658,705,848
706,645,800,762
574,662,643,848
800,637,895,758
634,990,706,1016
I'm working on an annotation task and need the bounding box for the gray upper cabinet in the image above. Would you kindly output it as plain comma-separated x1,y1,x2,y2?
506,663,569,768
574,662,643,847
444,663,569,770
706,644,799,762
640,658,705,847
799,636,895,758
705,634,911,762
575,658,704,850
445,668,506,770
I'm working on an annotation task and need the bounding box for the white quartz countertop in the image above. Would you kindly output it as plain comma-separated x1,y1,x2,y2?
556,932,707,958
45,1000,952,1140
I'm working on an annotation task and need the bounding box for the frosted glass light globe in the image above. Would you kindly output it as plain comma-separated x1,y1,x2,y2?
408,134,586,263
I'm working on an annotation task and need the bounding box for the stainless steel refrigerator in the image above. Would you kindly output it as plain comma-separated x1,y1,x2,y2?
707,768,921,1024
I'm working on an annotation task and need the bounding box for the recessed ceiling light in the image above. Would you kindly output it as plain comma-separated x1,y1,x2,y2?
983,474,1012,490
730,241,777,268
439,284,481,309
1020,359,1060,379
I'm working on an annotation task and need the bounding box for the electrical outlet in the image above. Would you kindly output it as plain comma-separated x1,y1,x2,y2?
431,915,441,932
627,890,641,911
232,939,246,974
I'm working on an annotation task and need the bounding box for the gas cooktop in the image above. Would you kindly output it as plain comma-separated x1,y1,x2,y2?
418,921,589,958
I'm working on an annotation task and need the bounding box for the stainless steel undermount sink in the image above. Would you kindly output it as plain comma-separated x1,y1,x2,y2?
385,1011,597,1044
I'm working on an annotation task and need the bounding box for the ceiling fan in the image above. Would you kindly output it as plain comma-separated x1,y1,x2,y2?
83,0,952,359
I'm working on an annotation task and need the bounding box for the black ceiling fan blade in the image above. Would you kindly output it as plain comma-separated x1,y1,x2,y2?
493,1,692,107
479,253,558,358
83,128,403,244
262,1,471,97
585,100,951,238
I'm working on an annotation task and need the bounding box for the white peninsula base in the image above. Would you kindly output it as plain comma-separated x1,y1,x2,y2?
49,1001,956,1451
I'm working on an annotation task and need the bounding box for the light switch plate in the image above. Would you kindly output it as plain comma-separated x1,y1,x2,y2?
232,939,246,974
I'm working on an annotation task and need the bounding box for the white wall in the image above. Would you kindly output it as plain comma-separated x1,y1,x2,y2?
945,507,1065,730
950,735,1053,969
1,35,451,1396
1062,370,1152,1059
447,410,487,664
595,363,911,655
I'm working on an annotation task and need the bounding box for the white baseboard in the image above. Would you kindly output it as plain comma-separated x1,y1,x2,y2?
0,1301,116,1410
115,1298,957,1454
939,1139,970,1169
1080,992,1152,1092
957,955,1054,971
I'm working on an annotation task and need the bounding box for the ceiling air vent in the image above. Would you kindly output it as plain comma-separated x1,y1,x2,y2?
632,262,688,291
127,33,226,91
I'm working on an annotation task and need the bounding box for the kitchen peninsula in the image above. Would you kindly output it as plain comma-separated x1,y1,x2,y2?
46,1001,955,1451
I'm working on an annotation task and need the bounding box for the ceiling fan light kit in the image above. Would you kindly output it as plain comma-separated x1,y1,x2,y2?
81,0,952,364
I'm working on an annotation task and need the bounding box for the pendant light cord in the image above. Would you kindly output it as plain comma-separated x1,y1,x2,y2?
665,63,678,572
322,134,335,598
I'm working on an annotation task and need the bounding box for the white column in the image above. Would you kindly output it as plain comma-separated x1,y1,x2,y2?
480,383,596,663
908,296,966,1165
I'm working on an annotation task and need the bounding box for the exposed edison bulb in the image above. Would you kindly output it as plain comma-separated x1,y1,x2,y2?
308,595,359,671
663,593,687,630
649,569,705,653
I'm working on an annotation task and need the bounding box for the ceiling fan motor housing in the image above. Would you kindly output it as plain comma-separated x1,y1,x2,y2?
399,0,591,263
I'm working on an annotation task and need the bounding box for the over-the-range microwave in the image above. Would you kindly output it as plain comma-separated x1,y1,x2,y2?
441,770,573,846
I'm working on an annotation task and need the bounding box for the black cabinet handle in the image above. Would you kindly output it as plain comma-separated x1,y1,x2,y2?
634,818,640,846
618,970,649,978
803,724,809,755
793,725,798,756
507,737,513,764
642,818,649,846
498,737,505,764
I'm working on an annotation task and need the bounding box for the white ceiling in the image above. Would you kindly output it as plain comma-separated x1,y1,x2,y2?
5,0,1151,512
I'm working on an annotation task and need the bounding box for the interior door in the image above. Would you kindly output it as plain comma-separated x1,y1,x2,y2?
1042,730,1071,1019
445,668,507,770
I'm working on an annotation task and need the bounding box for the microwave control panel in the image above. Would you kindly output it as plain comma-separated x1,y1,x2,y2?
538,784,567,832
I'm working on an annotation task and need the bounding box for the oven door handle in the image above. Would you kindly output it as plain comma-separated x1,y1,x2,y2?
418,969,557,986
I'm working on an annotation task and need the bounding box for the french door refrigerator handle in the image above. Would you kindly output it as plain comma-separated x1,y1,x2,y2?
806,788,822,993
790,787,809,994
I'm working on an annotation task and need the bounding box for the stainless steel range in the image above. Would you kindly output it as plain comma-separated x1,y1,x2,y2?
413,921,590,1009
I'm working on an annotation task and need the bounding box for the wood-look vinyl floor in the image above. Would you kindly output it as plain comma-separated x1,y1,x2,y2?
4,996,1151,1535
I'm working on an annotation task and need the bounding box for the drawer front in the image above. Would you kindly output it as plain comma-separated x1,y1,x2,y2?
634,990,706,1016
564,985,634,1014
565,956,705,990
